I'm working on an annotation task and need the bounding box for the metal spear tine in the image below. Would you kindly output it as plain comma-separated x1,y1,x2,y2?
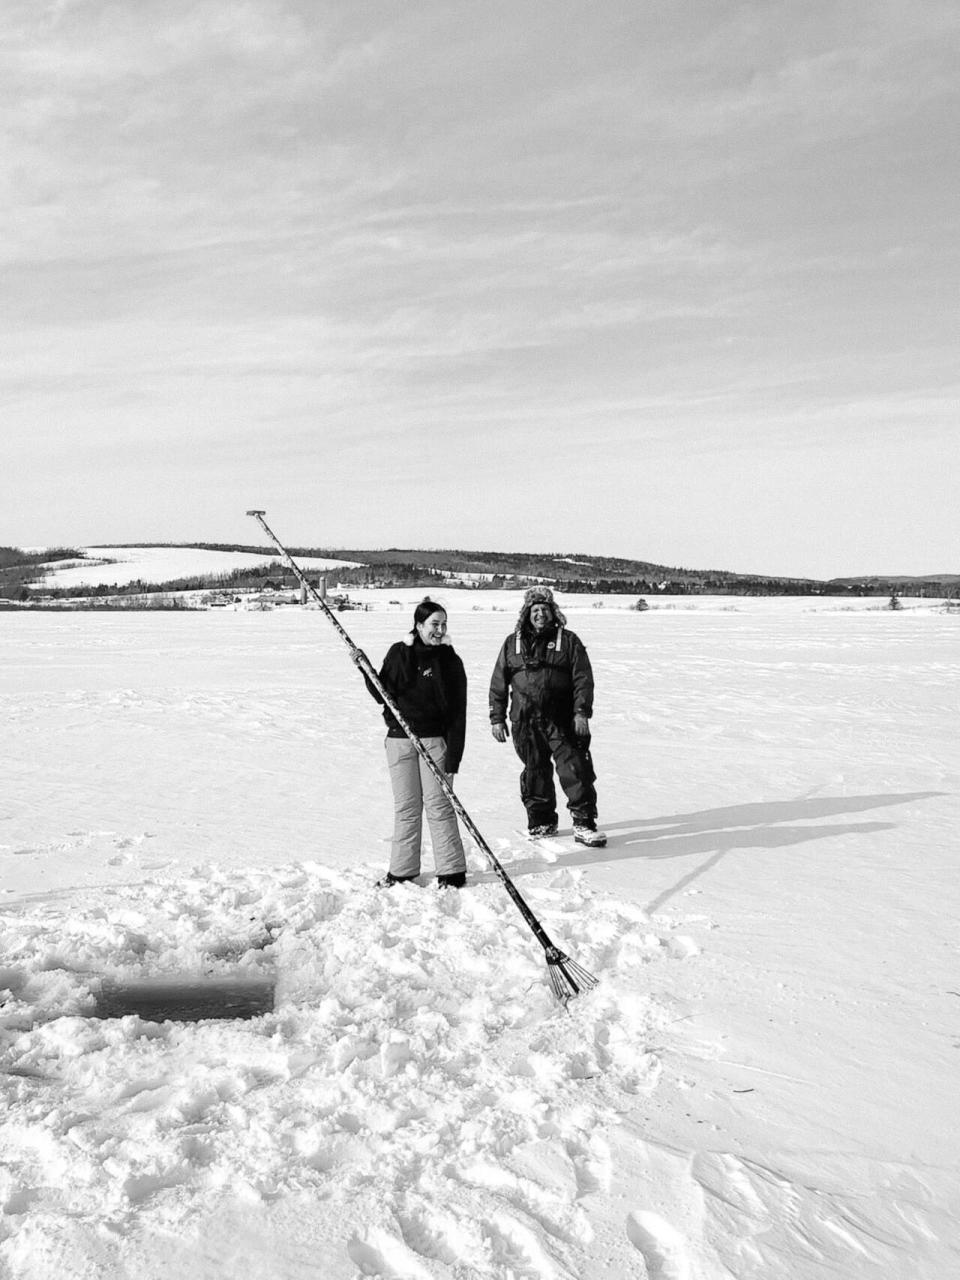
246,509,599,1005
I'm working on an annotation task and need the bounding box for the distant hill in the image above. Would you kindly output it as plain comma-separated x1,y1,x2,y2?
829,573,960,588
4,542,957,601
77,543,960,598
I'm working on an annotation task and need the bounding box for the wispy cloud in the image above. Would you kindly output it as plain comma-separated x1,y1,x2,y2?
1,1,958,574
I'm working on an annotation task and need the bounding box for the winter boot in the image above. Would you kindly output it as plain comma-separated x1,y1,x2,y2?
437,871,467,889
375,872,419,888
573,822,607,848
528,823,559,838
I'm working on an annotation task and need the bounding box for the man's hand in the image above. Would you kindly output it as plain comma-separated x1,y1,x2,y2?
491,722,509,744
573,712,590,740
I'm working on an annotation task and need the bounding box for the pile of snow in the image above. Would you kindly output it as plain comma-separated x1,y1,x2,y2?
1,859,680,1277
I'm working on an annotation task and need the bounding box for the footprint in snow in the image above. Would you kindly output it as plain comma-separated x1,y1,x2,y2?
626,1210,692,1280
395,1202,470,1268
347,1225,433,1279
481,1210,559,1278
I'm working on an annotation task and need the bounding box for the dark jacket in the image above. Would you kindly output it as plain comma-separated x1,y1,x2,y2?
489,621,594,729
369,635,467,774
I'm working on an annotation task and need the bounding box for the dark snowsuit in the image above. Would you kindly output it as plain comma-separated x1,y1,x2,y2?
489,619,598,830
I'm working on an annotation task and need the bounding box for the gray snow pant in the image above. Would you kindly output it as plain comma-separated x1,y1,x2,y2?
385,735,466,879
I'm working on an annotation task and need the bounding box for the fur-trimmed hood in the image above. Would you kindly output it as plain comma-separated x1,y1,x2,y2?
515,586,567,636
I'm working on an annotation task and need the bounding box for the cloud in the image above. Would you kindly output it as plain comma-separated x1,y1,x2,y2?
1,1,957,571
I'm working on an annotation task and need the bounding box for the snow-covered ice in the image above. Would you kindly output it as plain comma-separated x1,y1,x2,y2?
2,587,958,1278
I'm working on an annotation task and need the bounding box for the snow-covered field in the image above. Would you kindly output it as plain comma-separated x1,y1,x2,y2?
2,591,958,1279
33,546,359,590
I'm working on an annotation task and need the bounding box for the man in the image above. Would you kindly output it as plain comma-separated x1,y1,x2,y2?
489,587,607,847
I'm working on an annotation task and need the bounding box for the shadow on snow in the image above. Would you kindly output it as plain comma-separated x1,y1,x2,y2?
477,791,945,910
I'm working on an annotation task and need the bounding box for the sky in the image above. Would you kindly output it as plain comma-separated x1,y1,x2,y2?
2,0,958,579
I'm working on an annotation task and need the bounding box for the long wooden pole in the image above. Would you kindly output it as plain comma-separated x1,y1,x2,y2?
246,510,597,1003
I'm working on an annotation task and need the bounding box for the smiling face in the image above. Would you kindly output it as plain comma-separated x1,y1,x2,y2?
529,603,553,632
416,610,447,645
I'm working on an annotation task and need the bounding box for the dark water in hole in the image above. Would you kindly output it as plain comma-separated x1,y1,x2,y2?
94,975,275,1022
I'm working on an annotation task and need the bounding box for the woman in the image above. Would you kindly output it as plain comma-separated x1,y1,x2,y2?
364,598,468,888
